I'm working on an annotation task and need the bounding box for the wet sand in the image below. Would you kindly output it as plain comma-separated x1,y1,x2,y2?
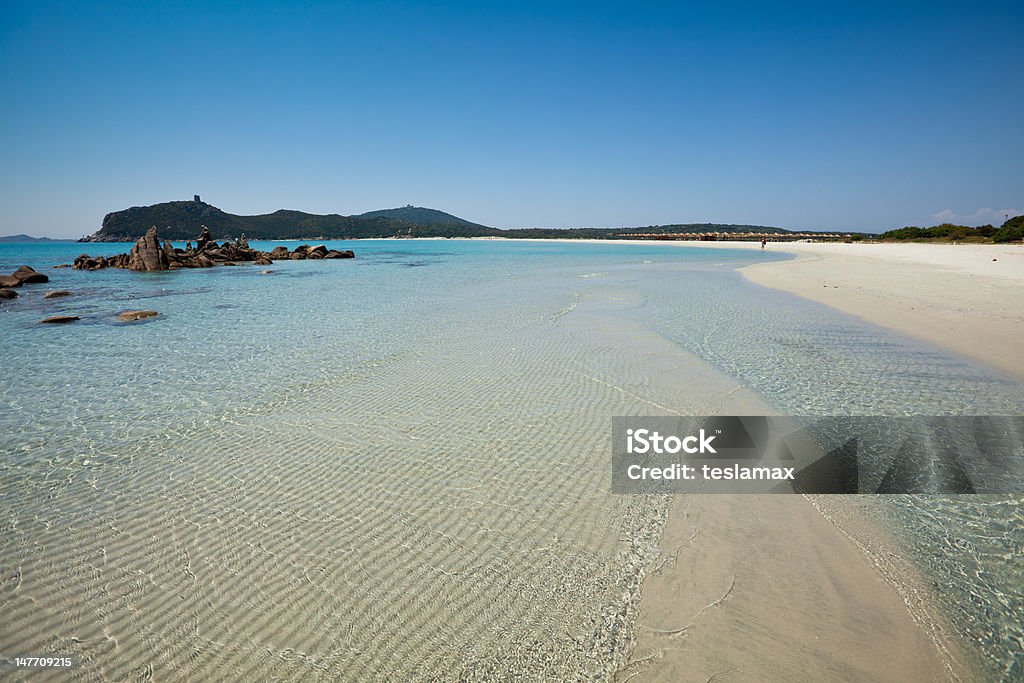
625,495,971,682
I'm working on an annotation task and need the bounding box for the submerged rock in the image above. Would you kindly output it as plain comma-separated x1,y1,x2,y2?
117,310,159,322
40,315,79,324
0,288,18,299
44,290,72,299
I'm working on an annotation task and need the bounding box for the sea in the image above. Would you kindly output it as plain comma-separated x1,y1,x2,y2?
1,238,1021,680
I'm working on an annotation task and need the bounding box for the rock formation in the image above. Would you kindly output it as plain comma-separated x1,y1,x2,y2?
40,315,79,324
74,226,354,271
127,227,169,271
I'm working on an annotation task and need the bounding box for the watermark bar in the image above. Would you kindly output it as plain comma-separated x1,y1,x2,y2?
0,655,81,669
611,416,1024,494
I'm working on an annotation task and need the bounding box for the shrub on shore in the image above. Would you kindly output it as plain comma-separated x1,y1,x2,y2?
880,216,1022,243
993,215,1024,243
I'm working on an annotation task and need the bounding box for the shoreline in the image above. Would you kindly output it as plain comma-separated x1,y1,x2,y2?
505,237,1024,383
732,241,1024,383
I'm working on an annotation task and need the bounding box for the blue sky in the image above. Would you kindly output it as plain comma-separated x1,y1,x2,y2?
1,1,1021,237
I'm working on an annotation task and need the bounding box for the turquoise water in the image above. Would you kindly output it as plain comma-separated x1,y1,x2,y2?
1,239,1021,680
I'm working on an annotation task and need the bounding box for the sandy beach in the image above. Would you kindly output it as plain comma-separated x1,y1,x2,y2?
713,241,1024,382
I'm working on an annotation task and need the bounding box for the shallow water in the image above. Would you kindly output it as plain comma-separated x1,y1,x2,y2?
1,239,1021,680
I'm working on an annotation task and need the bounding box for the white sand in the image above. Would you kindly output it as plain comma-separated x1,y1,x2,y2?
693,240,1024,382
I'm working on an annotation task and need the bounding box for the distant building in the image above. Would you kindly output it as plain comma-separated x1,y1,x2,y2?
194,195,201,203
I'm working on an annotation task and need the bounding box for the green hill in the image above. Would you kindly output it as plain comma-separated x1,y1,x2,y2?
82,197,799,241
85,199,501,241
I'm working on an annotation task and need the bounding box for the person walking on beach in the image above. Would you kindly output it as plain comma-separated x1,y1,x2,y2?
761,238,766,250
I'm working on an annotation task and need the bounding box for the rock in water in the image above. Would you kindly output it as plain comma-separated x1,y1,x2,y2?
40,315,79,324
0,275,20,287
117,310,159,322
75,227,354,270
197,226,213,251
127,227,169,271
163,239,179,265
12,265,49,284
0,288,18,299
44,290,72,298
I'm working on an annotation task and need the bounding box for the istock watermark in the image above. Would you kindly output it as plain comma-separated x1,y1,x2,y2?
611,416,1024,494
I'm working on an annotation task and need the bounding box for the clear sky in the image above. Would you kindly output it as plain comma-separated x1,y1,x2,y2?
1,1,1021,237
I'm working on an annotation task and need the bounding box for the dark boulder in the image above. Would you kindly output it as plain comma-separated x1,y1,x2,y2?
12,265,49,284
270,246,289,259
324,250,355,259
0,288,18,299
40,315,79,324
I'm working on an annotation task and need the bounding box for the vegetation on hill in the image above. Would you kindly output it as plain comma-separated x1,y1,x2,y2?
82,199,799,242
879,216,1024,243
88,202,503,241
